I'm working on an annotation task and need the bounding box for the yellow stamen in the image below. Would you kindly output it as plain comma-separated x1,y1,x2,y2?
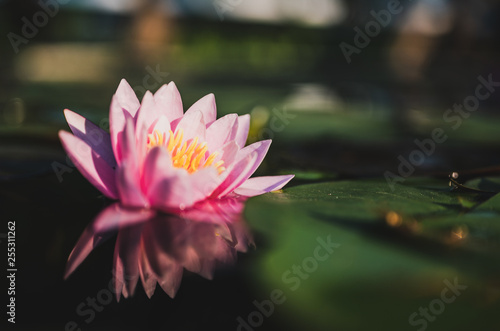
204,152,218,167
147,128,225,174
167,130,175,151
213,160,224,168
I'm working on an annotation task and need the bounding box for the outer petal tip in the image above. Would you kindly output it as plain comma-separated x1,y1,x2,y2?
59,130,119,199
154,81,183,120
115,79,141,117
233,174,294,197
143,90,153,100
117,78,133,93
58,129,68,138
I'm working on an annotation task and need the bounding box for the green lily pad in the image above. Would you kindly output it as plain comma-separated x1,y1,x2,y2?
464,176,500,193
243,180,500,331
252,179,475,223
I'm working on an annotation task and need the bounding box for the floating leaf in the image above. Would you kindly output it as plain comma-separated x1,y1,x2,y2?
244,180,500,331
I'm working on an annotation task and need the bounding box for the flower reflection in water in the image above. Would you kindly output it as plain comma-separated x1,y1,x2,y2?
64,197,253,300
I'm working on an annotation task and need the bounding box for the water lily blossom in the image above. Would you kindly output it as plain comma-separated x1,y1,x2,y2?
59,80,294,210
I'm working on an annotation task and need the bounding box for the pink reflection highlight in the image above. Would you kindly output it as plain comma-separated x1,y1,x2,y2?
65,197,253,300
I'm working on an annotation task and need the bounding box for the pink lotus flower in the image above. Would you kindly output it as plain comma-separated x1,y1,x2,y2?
65,198,252,299
59,79,293,211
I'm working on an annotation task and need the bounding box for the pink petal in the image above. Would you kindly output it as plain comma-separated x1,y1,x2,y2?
64,204,154,280
141,146,173,191
92,203,155,233
231,221,254,253
234,114,250,148
142,222,183,298
205,114,238,153
138,249,157,298
174,109,206,143
135,122,149,167
143,148,192,210
116,115,137,162
115,117,148,207
237,139,271,160
212,235,238,266
212,140,271,198
187,222,220,259
233,175,295,197
186,93,217,125
184,222,236,279
64,109,116,167
59,130,118,199
135,91,156,134
113,260,125,301
143,147,219,210
64,226,113,280
109,94,127,164
137,114,171,163
148,171,208,211
214,141,240,168
154,82,183,121
182,247,221,280
113,226,142,300
151,115,171,135
168,117,182,134
110,80,141,163
157,259,183,298
220,139,271,189
211,152,259,198
135,91,168,141
188,167,222,203
181,246,204,276
116,161,148,208
115,79,141,118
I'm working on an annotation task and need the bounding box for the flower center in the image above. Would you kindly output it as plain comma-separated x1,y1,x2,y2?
147,128,225,174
